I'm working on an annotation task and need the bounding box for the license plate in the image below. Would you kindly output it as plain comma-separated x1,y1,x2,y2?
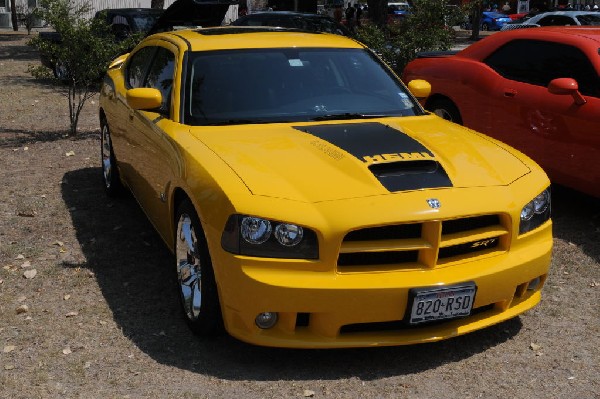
408,283,476,325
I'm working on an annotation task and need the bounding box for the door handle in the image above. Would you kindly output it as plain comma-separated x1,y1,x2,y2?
504,89,517,97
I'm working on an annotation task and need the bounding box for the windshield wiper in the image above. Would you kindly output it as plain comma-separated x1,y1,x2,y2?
203,119,267,126
311,113,389,121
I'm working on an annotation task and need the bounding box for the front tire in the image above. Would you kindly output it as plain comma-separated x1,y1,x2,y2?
174,200,223,336
428,98,463,125
100,120,124,197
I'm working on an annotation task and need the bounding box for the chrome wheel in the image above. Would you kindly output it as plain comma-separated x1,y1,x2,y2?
100,121,123,197
428,98,463,125
173,201,223,336
101,124,113,190
433,108,455,121
54,60,69,81
175,213,202,321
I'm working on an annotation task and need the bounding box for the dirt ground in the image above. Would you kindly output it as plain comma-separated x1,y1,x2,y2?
0,31,599,399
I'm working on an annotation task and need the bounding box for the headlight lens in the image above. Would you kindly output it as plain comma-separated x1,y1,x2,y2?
240,217,272,244
274,223,304,246
519,187,551,234
222,215,318,259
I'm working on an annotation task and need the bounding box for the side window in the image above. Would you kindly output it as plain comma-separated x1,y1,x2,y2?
484,39,600,97
127,46,156,88
144,47,175,114
537,15,575,26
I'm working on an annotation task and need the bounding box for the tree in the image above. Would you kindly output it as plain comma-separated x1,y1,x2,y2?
10,0,18,31
463,0,483,40
357,0,456,73
366,0,388,27
28,0,138,136
16,4,41,35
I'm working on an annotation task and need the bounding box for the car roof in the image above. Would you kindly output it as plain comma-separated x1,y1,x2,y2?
526,10,600,22
102,8,164,14
237,11,331,17
459,27,600,58
152,26,364,51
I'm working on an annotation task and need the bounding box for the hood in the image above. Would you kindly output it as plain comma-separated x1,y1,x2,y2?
191,120,531,203
147,0,237,35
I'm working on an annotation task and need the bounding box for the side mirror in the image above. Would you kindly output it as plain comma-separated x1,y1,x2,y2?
126,88,162,110
548,78,586,105
407,79,431,102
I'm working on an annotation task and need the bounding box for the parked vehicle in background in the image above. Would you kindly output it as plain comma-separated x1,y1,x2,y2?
38,8,163,79
388,1,411,20
501,10,600,30
230,11,351,36
402,27,600,198
508,11,540,21
480,11,512,30
460,11,512,30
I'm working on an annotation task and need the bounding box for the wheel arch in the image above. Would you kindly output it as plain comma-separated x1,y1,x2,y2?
424,93,455,111
424,94,464,124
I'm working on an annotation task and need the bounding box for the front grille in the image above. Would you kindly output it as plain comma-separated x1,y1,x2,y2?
338,214,508,270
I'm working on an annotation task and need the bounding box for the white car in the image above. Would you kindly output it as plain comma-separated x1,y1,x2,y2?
501,10,600,30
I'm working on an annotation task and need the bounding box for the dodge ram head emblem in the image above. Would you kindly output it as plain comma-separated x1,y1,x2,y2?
427,198,441,209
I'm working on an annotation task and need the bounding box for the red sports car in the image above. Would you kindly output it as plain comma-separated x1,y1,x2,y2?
402,27,600,198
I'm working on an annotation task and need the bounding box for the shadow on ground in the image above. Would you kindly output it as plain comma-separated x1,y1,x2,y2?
61,166,528,381
551,184,600,262
0,129,97,147
0,33,39,62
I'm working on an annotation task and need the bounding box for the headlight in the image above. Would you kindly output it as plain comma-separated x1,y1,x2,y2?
221,215,319,259
240,217,272,244
519,187,551,234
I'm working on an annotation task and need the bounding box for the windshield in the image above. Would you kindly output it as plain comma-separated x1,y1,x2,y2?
184,48,422,125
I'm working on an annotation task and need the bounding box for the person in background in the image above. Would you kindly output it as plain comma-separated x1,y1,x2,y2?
345,3,356,32
355,4,362,27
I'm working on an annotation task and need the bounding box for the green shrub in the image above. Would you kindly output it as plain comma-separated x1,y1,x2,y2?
357,0,456,73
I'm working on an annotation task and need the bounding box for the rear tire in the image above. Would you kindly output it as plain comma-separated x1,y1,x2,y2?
427,98,463,125
174,200,224,336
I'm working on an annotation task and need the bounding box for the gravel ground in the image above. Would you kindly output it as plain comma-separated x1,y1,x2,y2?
0,30,599,399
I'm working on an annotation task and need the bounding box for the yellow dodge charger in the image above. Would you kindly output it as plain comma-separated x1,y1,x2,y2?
99,9,552,348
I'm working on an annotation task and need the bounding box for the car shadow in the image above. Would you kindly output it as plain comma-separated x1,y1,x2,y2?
551,184,600,262
61,166,525,380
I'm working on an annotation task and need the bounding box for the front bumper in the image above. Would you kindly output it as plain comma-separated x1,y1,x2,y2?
214,222,552,348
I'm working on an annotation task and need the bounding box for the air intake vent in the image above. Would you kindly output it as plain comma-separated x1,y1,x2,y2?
369,160,439,176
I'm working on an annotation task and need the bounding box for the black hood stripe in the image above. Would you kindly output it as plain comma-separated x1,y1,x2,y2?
295,122,453,192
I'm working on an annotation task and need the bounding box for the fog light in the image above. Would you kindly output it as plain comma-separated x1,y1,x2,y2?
527,277,541,291
255,312,278,329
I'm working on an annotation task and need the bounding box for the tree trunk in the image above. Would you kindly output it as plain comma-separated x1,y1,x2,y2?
10,0,18,31
366,0,387,27
150,0,165,9
469,4,482,41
